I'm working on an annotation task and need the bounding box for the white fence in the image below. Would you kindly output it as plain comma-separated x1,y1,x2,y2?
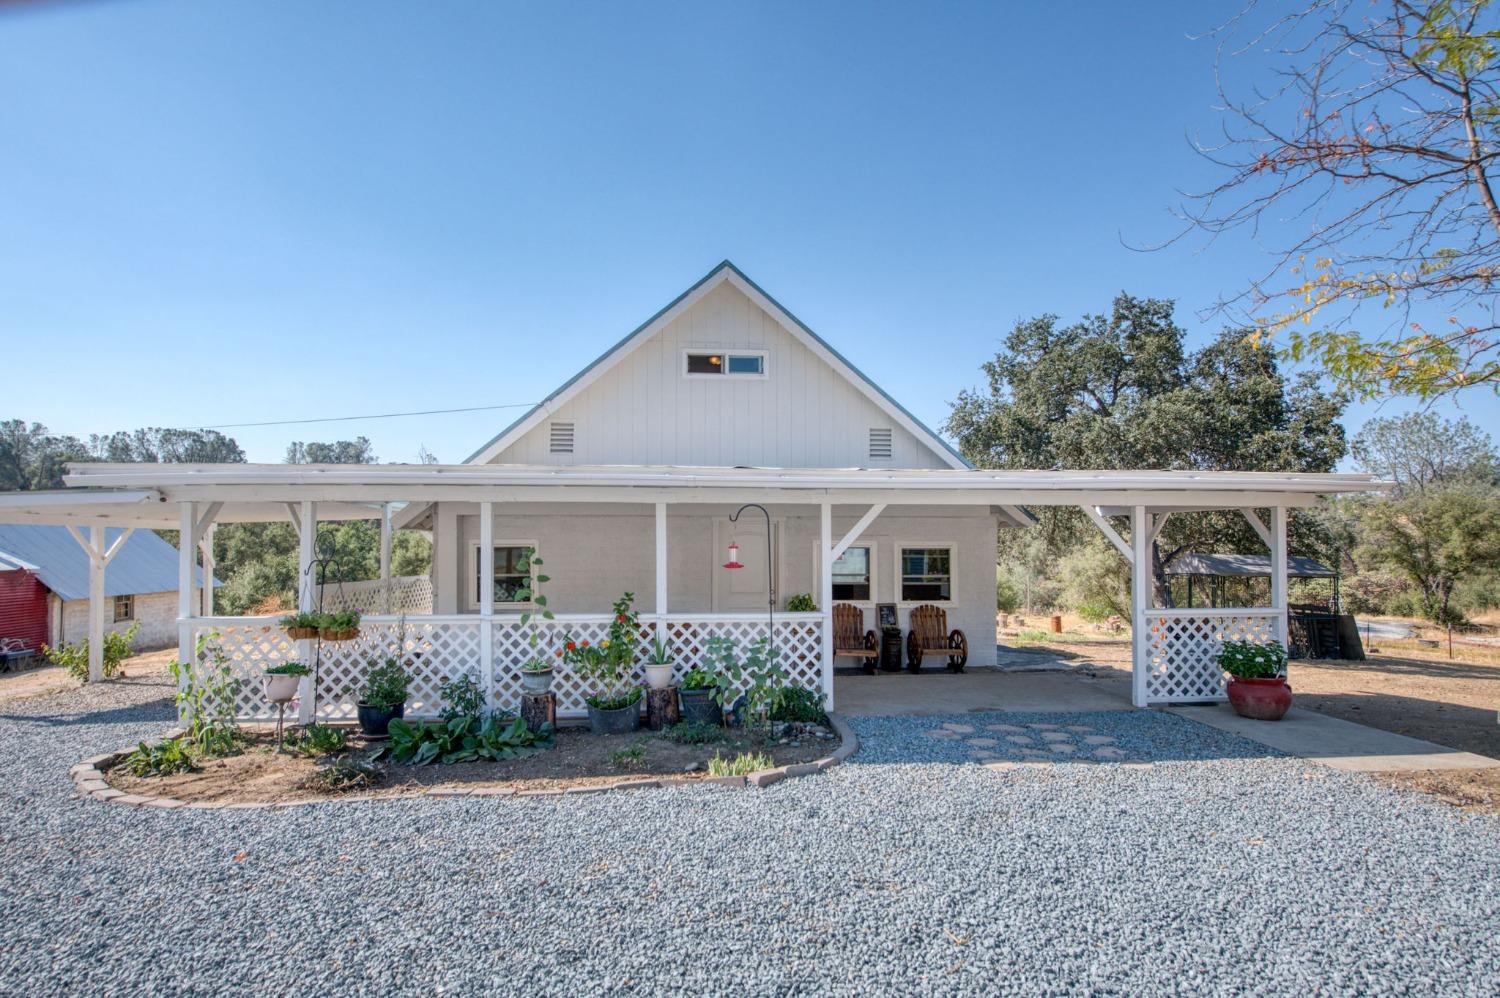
185,612,825,722
1139,608,1282,704
314,576,434,616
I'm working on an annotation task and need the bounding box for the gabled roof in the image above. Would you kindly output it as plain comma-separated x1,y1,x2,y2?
465,260,972,470
0,523,216,601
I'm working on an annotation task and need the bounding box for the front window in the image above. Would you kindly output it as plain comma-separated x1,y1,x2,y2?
684,351,766,377
832,546,871,601
476,545,534,604
112,595,134,622
900,547,951,602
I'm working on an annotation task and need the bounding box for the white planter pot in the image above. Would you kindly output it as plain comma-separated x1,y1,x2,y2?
262,673,302,703
520,668,554,695
643,662,675,691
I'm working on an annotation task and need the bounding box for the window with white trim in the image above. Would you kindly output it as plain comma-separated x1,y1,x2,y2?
472,544,535,605
683,350,767,377
832,546,872,601
112,595,134,622
899,547,952,602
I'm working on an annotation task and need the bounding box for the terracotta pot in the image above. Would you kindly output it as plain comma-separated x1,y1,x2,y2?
261,673,302,703
643,662,675,691
1226,676,1293,721
286,627,319,641
320,627,359,642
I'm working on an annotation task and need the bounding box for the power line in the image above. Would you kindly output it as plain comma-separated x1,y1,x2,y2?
188,401,541,432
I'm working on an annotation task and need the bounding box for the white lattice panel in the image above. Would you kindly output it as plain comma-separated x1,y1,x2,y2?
1143,611,1280,704
187,620,294,721
316,576,434,616
311,617,482,719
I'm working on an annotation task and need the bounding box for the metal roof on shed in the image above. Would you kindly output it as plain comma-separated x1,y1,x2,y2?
0,524,215,601
1166,553,1335,579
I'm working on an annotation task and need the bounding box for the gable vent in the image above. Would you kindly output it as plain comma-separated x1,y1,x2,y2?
549,422,575,454
868,427,893,461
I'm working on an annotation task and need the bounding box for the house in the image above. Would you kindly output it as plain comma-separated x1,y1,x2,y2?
0,261,1382,718
0,524,217,654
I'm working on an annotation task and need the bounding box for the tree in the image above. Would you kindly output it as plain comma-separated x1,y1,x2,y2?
1358,487,1500,624
0,420,88,490
1351,412,1498,493
947,292,1348,604
88,428,245,464
285,437,376,464
1180,0,1500,400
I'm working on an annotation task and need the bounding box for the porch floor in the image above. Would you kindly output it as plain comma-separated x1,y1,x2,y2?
834,665,1134,716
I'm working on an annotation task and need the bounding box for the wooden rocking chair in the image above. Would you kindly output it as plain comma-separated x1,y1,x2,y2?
905,604,968,672
832,603,879,674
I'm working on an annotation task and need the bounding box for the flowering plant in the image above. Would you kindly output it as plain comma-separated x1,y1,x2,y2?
1216,639,1288,680
562,592,641,706
515,550,555,674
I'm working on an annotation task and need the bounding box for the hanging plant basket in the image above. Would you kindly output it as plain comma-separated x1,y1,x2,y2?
320,627,360,642
285,626,320,641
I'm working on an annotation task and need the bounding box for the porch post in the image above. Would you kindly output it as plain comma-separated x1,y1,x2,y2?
1270,506,1288,647
1130,505,1150,708
296,501,316,722
480,501,495,712
177,503,196,705
654,502,668,616
379,503,393,614
87,526,106,683
819,502,835,709
199,524,215,617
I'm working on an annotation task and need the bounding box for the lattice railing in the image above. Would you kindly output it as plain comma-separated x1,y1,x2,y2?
184,612,824,722
1141,609,1282,704
315,576,434,616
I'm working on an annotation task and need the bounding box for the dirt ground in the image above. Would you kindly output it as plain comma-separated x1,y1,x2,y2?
0,649,175,705
107,724,835,804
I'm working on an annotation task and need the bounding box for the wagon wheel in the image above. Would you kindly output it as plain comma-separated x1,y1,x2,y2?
906,630,923,672
946,630,968,672
861,630,879,675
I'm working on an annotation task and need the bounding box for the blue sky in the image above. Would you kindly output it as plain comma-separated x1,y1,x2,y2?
1,0,1494,465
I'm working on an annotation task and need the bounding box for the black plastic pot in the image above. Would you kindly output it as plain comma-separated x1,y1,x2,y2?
678,687,722,727
587,698,642,735
357,701,405,738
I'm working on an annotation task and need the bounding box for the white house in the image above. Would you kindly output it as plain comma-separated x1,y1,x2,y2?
0,261,1382,718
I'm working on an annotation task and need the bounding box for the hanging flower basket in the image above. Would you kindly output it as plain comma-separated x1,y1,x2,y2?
318,611,362,643
278,613,323,641
286,627,320,641
320,626,360,642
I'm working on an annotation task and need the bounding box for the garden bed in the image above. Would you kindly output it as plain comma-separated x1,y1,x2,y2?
96,719,846,806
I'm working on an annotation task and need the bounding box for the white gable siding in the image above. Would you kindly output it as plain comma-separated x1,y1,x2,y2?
491,281,949,469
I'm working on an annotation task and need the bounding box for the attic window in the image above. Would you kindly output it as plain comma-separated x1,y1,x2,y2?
869,427,893,461
549,422,574,454
684,351,766,377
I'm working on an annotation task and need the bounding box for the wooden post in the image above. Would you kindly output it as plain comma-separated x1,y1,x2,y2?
1271,506,1288,651
1130,505,1150,708
296,500,316,723
379,503,393,614
87,526,106,683
177,503,196,713
819,502,834,710
199,523,215,617
480,501,495,713
646,687,679,730
654,501,668,616
520,690,556,732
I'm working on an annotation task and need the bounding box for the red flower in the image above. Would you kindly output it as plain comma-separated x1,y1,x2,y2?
554,649,563,658
616,614,627,623
565,641,577,652
581,640,590,648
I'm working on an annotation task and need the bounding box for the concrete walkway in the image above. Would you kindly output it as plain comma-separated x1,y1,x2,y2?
1167,704,1500,773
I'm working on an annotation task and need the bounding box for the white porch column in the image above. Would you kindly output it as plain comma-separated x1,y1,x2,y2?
87,526,106,682
379,503,393,614
177,503,196,690
199,524,215,617
1130,504,1150,708
479,501,495,711
1270,506,1288,647
654,502,668,617
819,502,835,709
295,500,316,722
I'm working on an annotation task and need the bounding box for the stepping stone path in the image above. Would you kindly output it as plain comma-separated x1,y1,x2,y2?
1093,747,1127,760
1039,732,1072,743
1005,735,1035,745
1064,725,1094,733
965,738,1000,748
924,730,960,740
942,723,976,734
984,724,1027,734
1083,735,1115,746
951,719,1138,767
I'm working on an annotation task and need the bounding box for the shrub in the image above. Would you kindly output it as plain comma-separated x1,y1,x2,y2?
1075,601,1113,624
43,620,139,682
359,659,411,709
707,750,774,777
680,666,718,691
292,722,347,757
439,674,485,724
661,721,725,745
125,736,198,776
768,685,826,723
1216,639,1288,680
373,714,554,766
785,593,817,612
171,634,244,758
995,572,1020,614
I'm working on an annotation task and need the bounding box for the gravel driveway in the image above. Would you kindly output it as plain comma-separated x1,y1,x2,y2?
3,679,1498,996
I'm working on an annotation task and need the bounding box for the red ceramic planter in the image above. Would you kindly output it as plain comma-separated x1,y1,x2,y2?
1226,676,1293,721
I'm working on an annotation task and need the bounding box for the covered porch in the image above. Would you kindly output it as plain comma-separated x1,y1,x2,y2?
0,463,1381,720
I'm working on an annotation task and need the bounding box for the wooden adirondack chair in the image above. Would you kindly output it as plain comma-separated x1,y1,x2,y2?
832,604,879,674
905,604,968,672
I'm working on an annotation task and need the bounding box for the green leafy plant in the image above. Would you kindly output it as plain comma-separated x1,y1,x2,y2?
42,620,140,682
439,673,485,723
319,609,361,632
680,666,719,691
373,714,554,766
278,611,322,631
768,685,827,724
705,636,786,731
785,593,817,612
707,750,774,777
264,661,310,676
644,632,673,665
125,736,199,776
292,722,347,757
359,658,411,709
610,737,651,766
170,633,244,757
660,721,726,745
515,550,556,672
301,757,381,793
1217,639,1288,680
588,688,643,712
563,592,643,708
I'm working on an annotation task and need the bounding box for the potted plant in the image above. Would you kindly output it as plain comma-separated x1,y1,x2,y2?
319,610,361,642
786,593,817,612
356,657,411,737
679,665,724,726
279,612,322,641
1218,639,1292,721
515,550,556,694
642,631,675,690
262,661,309,703
564,592,644,734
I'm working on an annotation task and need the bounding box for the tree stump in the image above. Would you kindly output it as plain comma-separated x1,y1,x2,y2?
520,691,556,732
646,687,680,731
